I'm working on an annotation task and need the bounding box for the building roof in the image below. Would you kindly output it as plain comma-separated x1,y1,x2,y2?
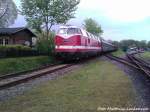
0,27,36,37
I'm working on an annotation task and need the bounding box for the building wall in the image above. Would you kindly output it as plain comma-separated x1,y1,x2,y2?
13,30,33,46
0,29,36,47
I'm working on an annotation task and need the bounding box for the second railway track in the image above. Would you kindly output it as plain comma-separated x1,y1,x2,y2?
0,64,74,90
127,54,150,77
106,53,150,77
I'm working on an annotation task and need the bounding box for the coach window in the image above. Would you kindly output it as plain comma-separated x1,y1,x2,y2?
80,29,87,37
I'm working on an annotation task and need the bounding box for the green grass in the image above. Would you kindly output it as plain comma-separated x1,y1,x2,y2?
0,56,57,75
141,51,150,59
112,49,125,57
0,59,137,112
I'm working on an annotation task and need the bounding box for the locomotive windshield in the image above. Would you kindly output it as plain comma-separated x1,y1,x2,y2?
58,28,82,35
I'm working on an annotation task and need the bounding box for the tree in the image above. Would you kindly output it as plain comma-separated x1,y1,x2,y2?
112,41,119,47
147,41,150,48
139,40,147,49
84,18,103,36
119,39,138,51
36,32,55,55
21,0,80,39
0,0,17,27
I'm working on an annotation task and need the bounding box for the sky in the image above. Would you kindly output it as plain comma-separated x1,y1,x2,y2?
12,0,150,41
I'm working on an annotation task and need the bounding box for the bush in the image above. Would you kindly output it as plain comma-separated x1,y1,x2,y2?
36,32,55,55
0,45,38,58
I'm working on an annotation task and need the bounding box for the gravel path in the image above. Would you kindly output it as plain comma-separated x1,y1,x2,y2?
106,56,150,109
0,64,82,102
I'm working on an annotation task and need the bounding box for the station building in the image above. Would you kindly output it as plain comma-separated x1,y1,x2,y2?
0,27,37,47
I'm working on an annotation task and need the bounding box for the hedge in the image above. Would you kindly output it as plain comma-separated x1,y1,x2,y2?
0,56,56,75
0,45,39,58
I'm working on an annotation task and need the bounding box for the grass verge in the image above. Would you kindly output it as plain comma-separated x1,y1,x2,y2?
0,59,137,112
112,49,125,57
0,56,57,75
141,51,150,59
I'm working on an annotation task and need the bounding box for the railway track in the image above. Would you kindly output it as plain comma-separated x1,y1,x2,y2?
106,54,150,77
0,56,98,91
0,64,57,80
0,64,73,90
127,54,150,77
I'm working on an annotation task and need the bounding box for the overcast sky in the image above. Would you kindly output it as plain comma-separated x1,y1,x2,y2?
12,0,150,41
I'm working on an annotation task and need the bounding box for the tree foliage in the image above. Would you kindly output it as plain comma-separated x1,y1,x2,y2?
21,0,80,39
147,41,150,48
84,18,103,36
112,39,150,52
0,0,17,27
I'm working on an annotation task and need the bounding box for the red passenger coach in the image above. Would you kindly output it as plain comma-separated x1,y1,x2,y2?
55,26,102,60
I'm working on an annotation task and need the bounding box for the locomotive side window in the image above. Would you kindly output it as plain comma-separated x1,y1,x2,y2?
96,36,98,41
86,32,89,37
90,34,94,39
78,29,83,35
81,29,88,37
94,35,96,40
90,33,93,39
87,32,91,38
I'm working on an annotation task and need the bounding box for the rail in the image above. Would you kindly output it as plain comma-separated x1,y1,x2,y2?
106,54,150,77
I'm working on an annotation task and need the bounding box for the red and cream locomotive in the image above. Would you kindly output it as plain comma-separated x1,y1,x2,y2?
55,25,116,59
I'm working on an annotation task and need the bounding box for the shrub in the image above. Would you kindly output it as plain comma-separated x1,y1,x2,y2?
0,45,38,58
36,32,55,55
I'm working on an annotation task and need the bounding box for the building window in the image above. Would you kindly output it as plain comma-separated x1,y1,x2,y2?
0,39,3,45
0,37,9,45
5,39,9,45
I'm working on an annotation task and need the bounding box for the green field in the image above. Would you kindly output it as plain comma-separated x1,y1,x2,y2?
0,59,138,112
0,56,57,75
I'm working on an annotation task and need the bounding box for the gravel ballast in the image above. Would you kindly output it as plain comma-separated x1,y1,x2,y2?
107,56,150,108
0,64,81,102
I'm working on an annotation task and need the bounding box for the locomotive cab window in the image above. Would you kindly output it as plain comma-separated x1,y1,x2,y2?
58,28,67,34
58,28,82,35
